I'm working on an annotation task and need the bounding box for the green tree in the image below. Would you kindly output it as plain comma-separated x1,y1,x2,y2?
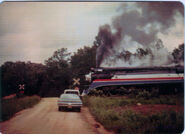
45,48,70,68
136,48,151,58
44,48,71,96
25,62,46,96
70,45,96,89
1,61,46,97
172,43,184,64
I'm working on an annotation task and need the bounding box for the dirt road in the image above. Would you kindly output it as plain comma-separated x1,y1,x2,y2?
0,98,98,134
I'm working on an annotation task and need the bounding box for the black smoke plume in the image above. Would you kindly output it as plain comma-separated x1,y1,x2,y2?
94,2,184,67
94,24,122,67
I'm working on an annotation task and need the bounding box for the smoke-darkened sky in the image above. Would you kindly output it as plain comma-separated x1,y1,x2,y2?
0,2,184,65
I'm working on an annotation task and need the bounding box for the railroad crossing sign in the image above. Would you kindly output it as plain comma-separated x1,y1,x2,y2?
18,84,25,95
73,78,80,86
19,84,25,90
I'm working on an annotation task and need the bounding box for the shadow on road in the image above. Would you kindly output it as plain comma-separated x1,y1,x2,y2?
58,108,81,112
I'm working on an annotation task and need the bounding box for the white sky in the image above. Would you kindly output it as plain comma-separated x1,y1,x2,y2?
0,2,184,65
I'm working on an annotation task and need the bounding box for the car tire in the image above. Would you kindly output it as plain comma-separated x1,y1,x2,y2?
58,107,61,111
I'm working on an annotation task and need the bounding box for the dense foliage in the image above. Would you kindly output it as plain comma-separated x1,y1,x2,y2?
172,43,184,64
1,45,96,97
1,62,46,97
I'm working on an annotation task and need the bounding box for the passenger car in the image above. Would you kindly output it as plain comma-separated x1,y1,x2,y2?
57,94,82,111
64,89,80,96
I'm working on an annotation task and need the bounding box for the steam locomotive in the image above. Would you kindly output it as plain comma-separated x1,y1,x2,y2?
83,66,184,94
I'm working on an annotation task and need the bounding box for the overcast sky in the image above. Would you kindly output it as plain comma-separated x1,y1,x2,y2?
0,2,184,65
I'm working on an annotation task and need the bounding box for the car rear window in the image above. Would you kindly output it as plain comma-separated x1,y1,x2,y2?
60,94,79,99
65,91,79,95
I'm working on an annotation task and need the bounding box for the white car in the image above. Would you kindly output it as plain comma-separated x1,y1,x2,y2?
58,94,82,111
64,89,80,96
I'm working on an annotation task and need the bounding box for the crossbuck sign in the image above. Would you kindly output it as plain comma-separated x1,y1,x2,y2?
19,84,25,90
73,78,80,86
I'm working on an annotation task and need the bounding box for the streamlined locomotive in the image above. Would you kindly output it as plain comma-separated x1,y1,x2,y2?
83,66,184,94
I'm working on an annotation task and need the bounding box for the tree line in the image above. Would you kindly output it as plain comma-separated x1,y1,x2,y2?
1,43,183,97
1,45,96,97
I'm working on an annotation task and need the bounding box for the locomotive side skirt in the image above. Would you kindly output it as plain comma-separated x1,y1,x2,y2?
89,77,184,89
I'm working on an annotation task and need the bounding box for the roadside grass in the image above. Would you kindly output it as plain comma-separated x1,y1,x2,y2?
83,95,183,107
0,95,41,121
136,94,184,105
83,96,184,134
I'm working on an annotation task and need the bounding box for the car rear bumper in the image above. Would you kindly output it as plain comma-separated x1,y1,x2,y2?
58,103,82,108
